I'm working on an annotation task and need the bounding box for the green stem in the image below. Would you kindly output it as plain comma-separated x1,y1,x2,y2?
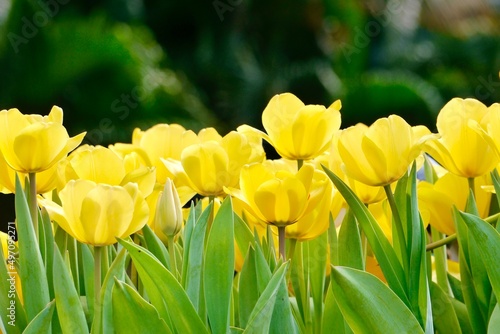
297,159,303,170
485,212,500,224
426,234,457,251
278,226,286,260
383,184,408,272
431,227,450,293
93,246,102,325
167,236,178,280
468,177,475,197
28,172,38,239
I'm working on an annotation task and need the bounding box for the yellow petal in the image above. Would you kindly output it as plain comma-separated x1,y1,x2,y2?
262,93,304,141
69,145,126,184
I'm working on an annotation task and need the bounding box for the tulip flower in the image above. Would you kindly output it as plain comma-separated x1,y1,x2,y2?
338,116,432,187
0,149,59,194
245,92,341,161
131,124,198,183
163,128,265,198
39,180,149,246
418,173,491,235
60,145,155,197
225,161,329,258
0,106,85,173
424,98,499,178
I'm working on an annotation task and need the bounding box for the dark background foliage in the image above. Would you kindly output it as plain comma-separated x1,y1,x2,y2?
0,0,499,227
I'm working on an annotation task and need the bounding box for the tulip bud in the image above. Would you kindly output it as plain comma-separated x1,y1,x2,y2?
154,178,183,242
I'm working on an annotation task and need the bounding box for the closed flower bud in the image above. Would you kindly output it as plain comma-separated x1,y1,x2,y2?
153,179,183,242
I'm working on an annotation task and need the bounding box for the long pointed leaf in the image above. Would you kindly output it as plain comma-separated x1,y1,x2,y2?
331,266,423,334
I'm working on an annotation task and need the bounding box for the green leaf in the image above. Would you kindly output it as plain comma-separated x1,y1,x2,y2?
450,298,473,334
243,262,289,334
184,202,212,311
453,209,487,333
488,304,500,333
430,282,461,334
322,166,409,305
40,208,56,300
14,175,50,322
330,266,423,334
234,212,255,265
322,282,352,334
459,211,500,304
181,201,197,286
141,223,170,268
92,247,127,334
204,197,235,334
53,244,89,334
117,238,209,334
338,210,363,270
111,279,172,334
23,300,55,334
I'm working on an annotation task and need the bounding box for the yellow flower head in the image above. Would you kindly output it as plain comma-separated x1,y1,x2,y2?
132,124,198,184
0,106,85,173
424,98,499,178
151,179,184,243
338,115,431,186
39,180,149,246
163,128,265,197
60,145,155,197
259,92,341,160
418,173,491,235
226,161,329,227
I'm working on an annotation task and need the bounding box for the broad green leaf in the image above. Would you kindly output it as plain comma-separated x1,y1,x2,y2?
118,238,209,334
79,244,94,318
450,298,473,334
234,212,255,264
322,166,409,305
204,197,235,334
322,282,352,334
14,175,50,322
430,282,461,334
330,266,423,334
53,245,89,334
328,213,339,266
243,262,289,334
488,304,500,333
111,279,172,334
454,209,487,333
338,210,363,270
448,273,464,303
459,211,500,304
184,202,212,311
23,300,55,334
141,224,170,268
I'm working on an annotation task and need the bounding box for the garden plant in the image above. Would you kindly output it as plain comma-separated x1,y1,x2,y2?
0,92,500,333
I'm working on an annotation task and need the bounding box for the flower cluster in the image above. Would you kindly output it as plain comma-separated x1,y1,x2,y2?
1,93,499,333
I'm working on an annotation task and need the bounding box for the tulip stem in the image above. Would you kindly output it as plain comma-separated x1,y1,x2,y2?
28,172,38,239
468,177,475,197
383,185,408,272
297,159,303,170
426,234,457,251
94,246,102,325
167,236,178,280
278,226,286,260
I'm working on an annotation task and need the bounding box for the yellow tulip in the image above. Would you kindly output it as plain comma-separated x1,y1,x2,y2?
255,92,341,160
481,102,500,153
163,128,265,197
424,98,499,178
60,145,155,197
131,124,198,183
226,162,328,227
0,106,85,173
418,173,491,235
338,116,431,186
39,180,149,246
151,179,183,243
0,149,59,194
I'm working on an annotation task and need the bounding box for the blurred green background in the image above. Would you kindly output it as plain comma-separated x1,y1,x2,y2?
0,0,499,225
